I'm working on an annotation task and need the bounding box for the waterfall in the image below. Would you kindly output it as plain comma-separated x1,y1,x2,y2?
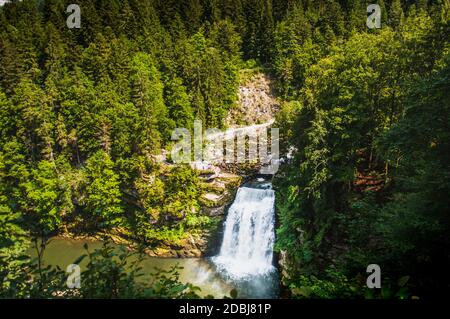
213,186,276,279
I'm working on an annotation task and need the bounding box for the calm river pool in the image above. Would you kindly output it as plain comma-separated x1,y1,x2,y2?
29,237,279,298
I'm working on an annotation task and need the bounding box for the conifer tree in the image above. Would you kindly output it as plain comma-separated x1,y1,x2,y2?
82,150,123,229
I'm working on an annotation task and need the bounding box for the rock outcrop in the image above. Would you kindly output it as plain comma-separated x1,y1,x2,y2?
146,72,279,258
226,72,279,127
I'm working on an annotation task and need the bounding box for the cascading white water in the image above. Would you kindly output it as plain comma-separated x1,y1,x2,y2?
213,186,276,279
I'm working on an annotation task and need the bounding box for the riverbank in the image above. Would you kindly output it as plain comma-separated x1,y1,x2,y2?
54,71,279,259
33,175,280,299
54,167,243,258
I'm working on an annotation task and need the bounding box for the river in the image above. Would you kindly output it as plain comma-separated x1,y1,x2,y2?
30,178,279,299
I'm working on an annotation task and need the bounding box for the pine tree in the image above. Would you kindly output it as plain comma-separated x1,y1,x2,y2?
164,75,194,130
0,90,14,145
389,0,405,28
12,80,55,162
0,37,20,94
130,52,173,154
21,160,73,236
82,150,123,229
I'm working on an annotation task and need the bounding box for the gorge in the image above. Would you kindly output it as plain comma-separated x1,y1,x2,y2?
36,177,280,298
31,72,281,299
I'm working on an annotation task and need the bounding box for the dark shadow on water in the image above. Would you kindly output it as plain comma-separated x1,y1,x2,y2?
205,258,279,299
231,271,280,299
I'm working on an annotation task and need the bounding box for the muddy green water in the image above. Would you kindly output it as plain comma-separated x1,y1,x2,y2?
29,237,234,298
29,181,280,299
29,236,279,299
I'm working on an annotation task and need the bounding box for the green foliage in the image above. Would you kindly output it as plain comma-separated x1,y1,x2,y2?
21,160,73,235
164,75,194,131
72,243,200,299
134,165,204,244
78,243,194,299
273,1,450,299
0,0,245,258
81,151,123,229
0,207,30,298
0,0,449,299
290,271,356,299
130,52,173,153
0,241,202,299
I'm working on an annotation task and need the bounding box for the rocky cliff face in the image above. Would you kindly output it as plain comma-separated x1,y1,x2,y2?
146,72,279,258
226,72,279,127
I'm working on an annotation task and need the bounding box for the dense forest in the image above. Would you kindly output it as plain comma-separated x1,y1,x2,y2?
0,0,449,298
272,0,450,299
